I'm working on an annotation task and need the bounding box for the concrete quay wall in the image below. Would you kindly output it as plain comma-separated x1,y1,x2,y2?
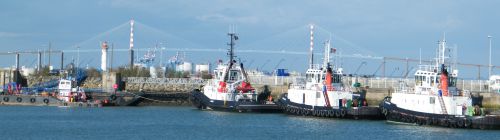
23,76,500,109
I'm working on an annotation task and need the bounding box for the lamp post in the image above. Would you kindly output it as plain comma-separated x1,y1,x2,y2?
110,43,114,72
77,46,80,68
488,35,492,91
160,42,166,67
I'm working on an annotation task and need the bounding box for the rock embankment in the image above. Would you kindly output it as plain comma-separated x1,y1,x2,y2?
26,76,59,87
122,77,205,92
125,83,202,92
81,77,102,88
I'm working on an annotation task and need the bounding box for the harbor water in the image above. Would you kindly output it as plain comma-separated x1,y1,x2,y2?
0,106,498,140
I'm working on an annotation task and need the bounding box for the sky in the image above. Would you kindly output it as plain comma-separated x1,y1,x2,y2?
0,0,499,79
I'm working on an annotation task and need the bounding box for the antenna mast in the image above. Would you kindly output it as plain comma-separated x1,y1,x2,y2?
323,40,331,69
228,28,237,64
222,29,238,82
440,33,446,64
309,24,315,69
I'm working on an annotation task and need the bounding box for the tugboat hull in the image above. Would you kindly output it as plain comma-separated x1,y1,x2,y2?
92,92,144,106
190,90,282,113
0,94,101,107
380,97,500,129
0,92,143,107
277,95,384,120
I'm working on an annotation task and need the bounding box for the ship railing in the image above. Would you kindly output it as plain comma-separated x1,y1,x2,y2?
310,64,320,69
290,83,306,90
417,65,439,72
393,79,414,94
247,75,303,86
245,74,496,94
461,90,472,97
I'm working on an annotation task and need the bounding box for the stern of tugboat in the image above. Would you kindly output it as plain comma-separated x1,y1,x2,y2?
379,96,392,119
190,89,205,110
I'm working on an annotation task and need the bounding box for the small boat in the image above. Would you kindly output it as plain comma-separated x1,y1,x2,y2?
277,25,383,119
1,78,142,107
1,79,102,107
190,32,281,113
379,36,500,129
56,79,144,107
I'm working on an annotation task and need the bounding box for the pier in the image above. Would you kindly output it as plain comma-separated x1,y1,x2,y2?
2,66,500,108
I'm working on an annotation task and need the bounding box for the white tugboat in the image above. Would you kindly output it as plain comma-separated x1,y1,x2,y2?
277,25,383,119
190,32,281,112
380,36,500,129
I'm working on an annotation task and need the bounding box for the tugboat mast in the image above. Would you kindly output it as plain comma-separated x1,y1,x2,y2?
323,40,331,70
440,34,446,65
222,31,238,82
228,32,238,64
435,34,447,69
309,24,315,69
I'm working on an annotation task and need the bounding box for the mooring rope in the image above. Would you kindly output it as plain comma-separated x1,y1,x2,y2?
127,92,188,103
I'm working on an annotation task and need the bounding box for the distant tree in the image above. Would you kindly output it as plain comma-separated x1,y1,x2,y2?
33,67,50,77
200,71,212,79
117,66,150,77
164,68,190,78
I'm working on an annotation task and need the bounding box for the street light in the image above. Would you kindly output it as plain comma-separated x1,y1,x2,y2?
158,42,166,78
77,46,80,68
488,35,492,79
160,44,166,67
489,35,493,91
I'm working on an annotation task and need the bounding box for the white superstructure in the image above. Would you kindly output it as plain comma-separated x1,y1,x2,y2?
390,36,472,116
58,79,72,102
58,79,86,102
287,39,359,108
202,32,257,102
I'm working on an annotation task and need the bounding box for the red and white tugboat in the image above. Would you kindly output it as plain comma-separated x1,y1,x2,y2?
277,25,383,119
380,36,500,129
190,32,281,113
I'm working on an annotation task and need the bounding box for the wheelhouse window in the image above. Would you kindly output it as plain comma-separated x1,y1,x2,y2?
448,77,457,87
415,75,425,86
229,70,239,81
306,74,312,83
333,74,341,83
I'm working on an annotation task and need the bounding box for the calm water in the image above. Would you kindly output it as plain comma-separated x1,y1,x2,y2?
0,106,498,140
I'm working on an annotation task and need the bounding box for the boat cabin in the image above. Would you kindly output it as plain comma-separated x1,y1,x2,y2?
413,65,459,96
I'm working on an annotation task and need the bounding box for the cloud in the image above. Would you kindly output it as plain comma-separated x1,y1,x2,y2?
0,32,36,38
196,14,260,24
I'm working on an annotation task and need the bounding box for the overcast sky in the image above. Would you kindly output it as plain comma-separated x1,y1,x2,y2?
0,0,499,79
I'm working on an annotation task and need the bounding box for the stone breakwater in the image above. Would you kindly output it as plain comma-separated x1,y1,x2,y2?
25,76,500,109
27,76,102,88
81,77,102,88
126,83,202,92
124,77,205,92
26,76,59,87
123,78,286,94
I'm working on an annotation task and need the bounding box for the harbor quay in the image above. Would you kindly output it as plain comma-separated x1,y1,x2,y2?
5,68,497,109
